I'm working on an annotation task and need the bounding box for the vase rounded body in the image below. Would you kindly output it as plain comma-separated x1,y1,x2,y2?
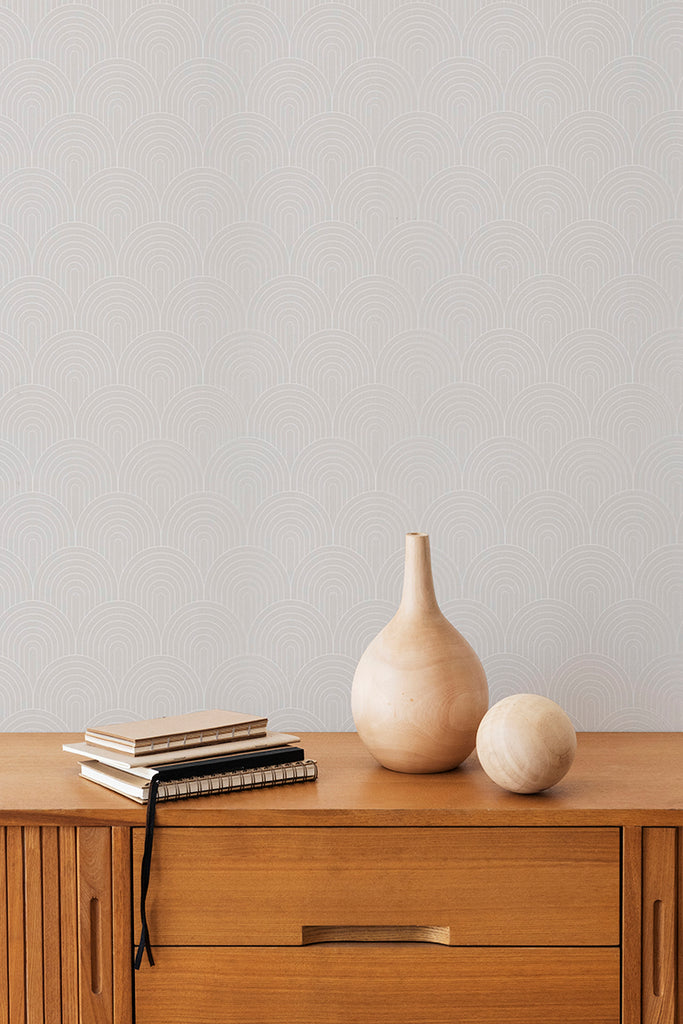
351,533,488,773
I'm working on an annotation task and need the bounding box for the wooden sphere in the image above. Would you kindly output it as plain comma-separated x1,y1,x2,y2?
476,694,576,794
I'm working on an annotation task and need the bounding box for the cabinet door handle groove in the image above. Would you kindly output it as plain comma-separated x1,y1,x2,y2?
90,896,102,994
651,899,662,997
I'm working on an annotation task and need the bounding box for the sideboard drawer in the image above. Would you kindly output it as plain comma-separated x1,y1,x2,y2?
133,826,620,946
136,945,620,1024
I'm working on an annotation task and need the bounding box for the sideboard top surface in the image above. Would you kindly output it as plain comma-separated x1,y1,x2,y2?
0,731,680,827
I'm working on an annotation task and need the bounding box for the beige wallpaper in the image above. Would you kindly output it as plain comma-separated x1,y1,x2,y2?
0,1,681,733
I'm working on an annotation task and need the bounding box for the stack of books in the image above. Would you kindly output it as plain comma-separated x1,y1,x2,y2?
65,708,317,970
63,708,318,804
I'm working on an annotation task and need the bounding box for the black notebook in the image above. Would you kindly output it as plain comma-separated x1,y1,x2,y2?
81,745,310,800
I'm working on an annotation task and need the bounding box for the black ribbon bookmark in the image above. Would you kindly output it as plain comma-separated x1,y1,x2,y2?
135,772,160,969
132,745,306,970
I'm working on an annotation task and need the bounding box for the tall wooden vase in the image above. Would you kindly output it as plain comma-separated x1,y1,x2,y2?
351,532,489,773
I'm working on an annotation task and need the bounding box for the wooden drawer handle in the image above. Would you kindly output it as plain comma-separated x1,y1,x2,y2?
301,925,451,945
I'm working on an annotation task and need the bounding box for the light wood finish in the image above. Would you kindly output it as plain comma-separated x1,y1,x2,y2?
135,946,621,1024
133,825,619,946
352,532,488,772
642,828,678,1023
476,692,577,793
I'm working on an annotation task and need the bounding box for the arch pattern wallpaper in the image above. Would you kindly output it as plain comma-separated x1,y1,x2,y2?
0,0,680,732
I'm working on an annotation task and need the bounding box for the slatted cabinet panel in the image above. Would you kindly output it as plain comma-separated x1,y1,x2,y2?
0,826,131,1024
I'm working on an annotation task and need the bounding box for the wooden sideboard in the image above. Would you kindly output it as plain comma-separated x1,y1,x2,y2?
0,731,680,1023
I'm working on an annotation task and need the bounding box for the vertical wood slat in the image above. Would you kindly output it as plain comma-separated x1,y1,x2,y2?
23,828,43,1024
0,828,8,1024
112,827,133,1024
60,826,79,1024
642,827,678,1024
77,826,113,1024
6,827,25,1024
41,828,61,1024
679,827,683,1024
622,826,642,1024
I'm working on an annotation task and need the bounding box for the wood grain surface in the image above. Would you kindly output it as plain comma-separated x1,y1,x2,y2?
6,829,25,1022
77,826,113,1024
132,825,620,947
112,827,133,1024
58,827,79,1024
135,945,621,1024
621,826,643,1024
0,731,680,827
642,827,678,1024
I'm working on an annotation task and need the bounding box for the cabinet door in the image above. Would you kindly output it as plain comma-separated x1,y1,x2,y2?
642,827,679,1024
0,825,131,1024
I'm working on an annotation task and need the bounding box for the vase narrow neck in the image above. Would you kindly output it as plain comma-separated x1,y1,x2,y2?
399,533,440,615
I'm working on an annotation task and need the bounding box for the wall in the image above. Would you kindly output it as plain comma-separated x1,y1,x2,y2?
0,1,680,732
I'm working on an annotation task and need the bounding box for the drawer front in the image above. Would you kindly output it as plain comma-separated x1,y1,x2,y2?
135,945,620,1024
133,826,620,946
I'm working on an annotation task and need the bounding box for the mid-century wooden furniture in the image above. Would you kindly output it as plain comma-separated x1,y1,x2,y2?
0,732,680,1024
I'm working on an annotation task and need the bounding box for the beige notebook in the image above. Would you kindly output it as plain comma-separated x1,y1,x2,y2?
64,731,300,769
84,709,268,755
